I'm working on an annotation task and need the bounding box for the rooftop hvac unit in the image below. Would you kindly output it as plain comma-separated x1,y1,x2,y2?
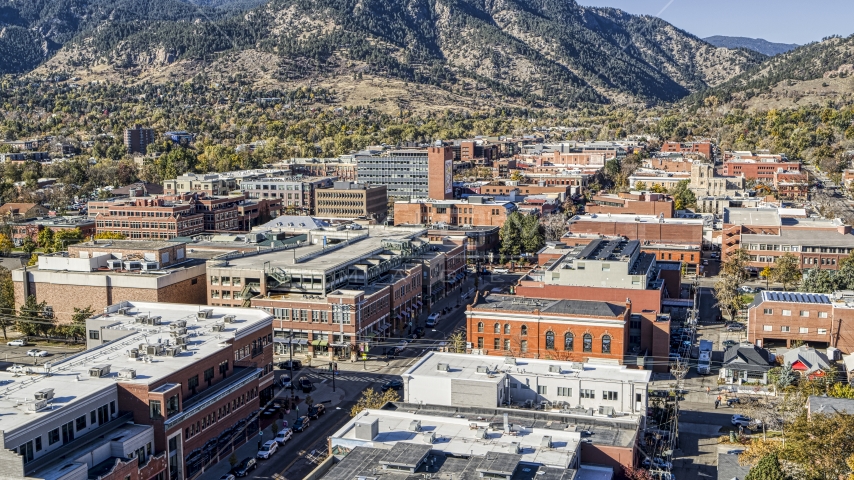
504,356,517,365
128,348,139,359
118,369,137,379
164,347,179,357
223,315,236,323
26,399,48,412
476,365,489,374
146,345,164,356
34,388,55,401
541,436,552,448
170,327,188,336
436,363,450,372
136,315,149,324
106,259,123,270
211,324,225,332
197,309,214,319
548,365,561,373
598,406,615,417
510,442,521,453
570,362,584,371
141,261,160,271
174,335,188,345
422,431,435,444
409,420,422,432
118,307,131,315
89,365,110,378
172,320,187,328
146,316,162,325
123,260,142,271
475,427,488,439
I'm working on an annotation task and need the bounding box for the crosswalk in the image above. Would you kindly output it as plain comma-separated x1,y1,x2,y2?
300,371,395,384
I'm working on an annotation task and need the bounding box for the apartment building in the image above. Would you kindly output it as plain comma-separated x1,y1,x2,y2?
723,159,801,180
568,213,704,248
314,182,388,222
644,157,696,173
773,171,810,201
0,301,273,480
661,141,713,159
12,240,206,320
450,140,500,164
204,227,430,358
90,197,204,239
393,197,517,227
426,225,500,262
355,147,453,200
586,192,674,218
163,170,288,196
288,157,357,181
477,183,572,201
722,208,854,271
240,176,333,215
746,291,854,353
124,125,155,154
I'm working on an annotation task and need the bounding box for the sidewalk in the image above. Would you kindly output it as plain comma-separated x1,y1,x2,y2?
201,382,347,478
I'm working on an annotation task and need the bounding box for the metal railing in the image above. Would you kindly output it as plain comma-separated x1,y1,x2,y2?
164,367,261,429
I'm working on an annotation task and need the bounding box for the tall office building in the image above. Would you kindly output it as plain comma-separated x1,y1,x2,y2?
124,125,155,154
356,147,453,200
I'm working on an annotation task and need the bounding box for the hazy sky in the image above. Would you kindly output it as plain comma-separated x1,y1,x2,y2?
576,0,854,45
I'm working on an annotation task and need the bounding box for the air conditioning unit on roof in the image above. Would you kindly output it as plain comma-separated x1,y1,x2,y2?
118,369,136,379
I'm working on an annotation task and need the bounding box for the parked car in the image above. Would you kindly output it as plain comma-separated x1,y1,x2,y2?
731,414,756,427
280,375,293,389
381,379,403,391
299,378,313,393
219,474,236,480
726,323,745,332
722,340,738,348
426,313,440,327
738,286,755,294
311,404,326,417
492,268,509,274
232,458,257,477
702,260,709,266
293,416,310,432
6,339,27,347
727,397,742,407
274,428,293,445
278,360,302,370
26,349,48,357
257,440,278,459
414,327,425,337
6,365,27,374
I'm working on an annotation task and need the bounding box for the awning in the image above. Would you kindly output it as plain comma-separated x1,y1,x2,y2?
310,340,328,347
329,343,349,348
274,337,308,345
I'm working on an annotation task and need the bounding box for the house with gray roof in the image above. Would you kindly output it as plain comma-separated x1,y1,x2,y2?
717,452,751,480
808,395,854,417
782,346,831,379
720,343,775,384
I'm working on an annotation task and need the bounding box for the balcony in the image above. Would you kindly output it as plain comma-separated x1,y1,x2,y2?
164,366,261,429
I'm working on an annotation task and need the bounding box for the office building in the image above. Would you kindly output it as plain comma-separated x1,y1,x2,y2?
314,182,388,222
586,192,674,218
356,147,453,200
568,214,704,249
240,176,333,215
124,125,155,154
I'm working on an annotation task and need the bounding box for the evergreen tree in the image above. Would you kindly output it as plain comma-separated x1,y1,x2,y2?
745,454,788,480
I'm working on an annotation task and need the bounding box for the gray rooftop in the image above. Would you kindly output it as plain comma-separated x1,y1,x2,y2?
742,228,854,248
760,291,832,304
723,208,782,226
717,452,751,480
476,295,626,318
808,395,854,415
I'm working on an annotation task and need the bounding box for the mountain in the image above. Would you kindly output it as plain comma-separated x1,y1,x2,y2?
694,34,854,109
3,0,766,107
703,36,799,57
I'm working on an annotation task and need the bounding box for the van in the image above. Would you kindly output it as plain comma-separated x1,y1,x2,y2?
426,313,440,327
493,268,509,274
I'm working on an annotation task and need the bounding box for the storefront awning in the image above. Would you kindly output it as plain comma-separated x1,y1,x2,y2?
310,340,328,347
329,343,349,348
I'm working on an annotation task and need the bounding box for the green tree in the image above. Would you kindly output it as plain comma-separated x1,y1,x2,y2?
18,295,54,338
350,388,400,417
53,228,83,251
760,266,773,289
669,180,697,211
0,233,12,257
36,228,54,251
800,268,836,293
0,267,15,340
62,306,93,342
771,253,801,290
92,232,127,240
634,181,648,191
21,238,36,255
745,454,789,480
721,248,751,285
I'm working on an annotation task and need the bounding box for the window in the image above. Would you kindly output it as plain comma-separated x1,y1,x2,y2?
782,310,791,316
48,428,59,445
76,415,86,431
509,382,518,389
537,386,547,394
583,334,592,352
781,326,790,332
167,395,179,415
545,331,555,350
603,391,618,401
520,340,528,353
61,422,74,444
602,335,611,354
800,311,809,317
580,389,595,399
204,367,214,385
89,330,99,340
504,324,510,334
494,338,501,350
35,437,41,452
557,387,572,397
800,327,809,334
188,375,199,394
601,264,610,272
91,410,96,424
819,312,828,318
150,400,162,418
763,309,773,315
477,322,484,333
219,360,229,376
818,328,828,335
763,325,773,331
110,401,115,415
564,332,574,351
504,339,510,351
520,325,528,336
477,337,484,348
494,323,500,334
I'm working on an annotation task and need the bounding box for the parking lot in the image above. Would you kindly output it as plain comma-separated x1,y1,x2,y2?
0,339,84,372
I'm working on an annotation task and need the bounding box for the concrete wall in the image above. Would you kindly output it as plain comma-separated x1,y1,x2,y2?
450,378,500,409
405,375,452,406
503,372,646,413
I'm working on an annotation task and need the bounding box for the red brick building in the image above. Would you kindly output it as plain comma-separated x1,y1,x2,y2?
394,197,517,227
91,197,205,239
568,214,704,248
587,192,675,218
644,157,696,173
428,147,455,200
661,141,713,159
9,216,96,246
747,291,854,353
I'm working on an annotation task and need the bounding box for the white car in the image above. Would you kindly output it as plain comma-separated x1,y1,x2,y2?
256,440,278,459
492,268,510,274
274,428,293,445
6,365,27,374
6,339,27,347
731,414,758,428
426,313,440,327
26,349,48,357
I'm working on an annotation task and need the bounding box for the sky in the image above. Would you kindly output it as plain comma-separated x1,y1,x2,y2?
576,0,854,45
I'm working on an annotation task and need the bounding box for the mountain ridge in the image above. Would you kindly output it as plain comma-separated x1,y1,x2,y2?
703,35,799,57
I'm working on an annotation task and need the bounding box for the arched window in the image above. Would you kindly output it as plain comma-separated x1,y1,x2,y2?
504,324,511,334
583,334,593,352
545,331,555,350
564,332,574,351
602,335,611,354
494,323,500,334
520,325,528,336
477,322,484,333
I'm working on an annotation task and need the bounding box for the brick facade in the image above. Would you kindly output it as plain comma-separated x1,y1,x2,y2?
569,218,703,247
394,200,515,227
427,147,454,200
723,160,801,179
747,294,854,353
661,141,713,159
587,193,674,218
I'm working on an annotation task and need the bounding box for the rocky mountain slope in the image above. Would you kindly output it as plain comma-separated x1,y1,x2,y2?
703,36,799,57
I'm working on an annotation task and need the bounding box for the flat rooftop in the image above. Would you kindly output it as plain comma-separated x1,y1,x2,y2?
0,302,271,434
569,214,703,225
405,352,651,384
71,239,180,250
742,229,854,247
474,295,626,318
723,208,782,226
759,291,832,304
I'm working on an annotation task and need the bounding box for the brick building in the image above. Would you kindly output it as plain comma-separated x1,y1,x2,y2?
450,140,499,164
773,171,810,201
240,176,334,215
568,214,704,248
723,159,802,180
394,197,517,227
722,208,854,271
466,294,631,364
90,197,204,239
314,181,388,222
124,125,155,154
644,157,696,173
476,183,572,201
163,170,288,196
9,216,95,246
356,147,453,200
586,192,675,218
661,141,713,159
12,240,207,321
747,291,854,353
425,226,499,263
